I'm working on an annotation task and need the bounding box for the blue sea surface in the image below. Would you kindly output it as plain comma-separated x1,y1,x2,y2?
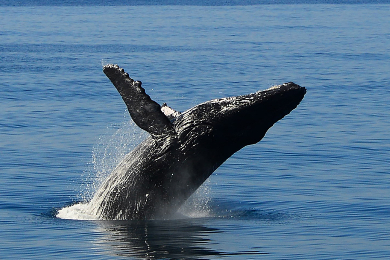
1,2,390,259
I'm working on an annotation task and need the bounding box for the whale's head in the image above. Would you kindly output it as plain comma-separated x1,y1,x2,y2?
174,83,306,157
102,63,305,167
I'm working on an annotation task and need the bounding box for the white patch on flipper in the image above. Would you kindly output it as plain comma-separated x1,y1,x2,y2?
161,103,181,121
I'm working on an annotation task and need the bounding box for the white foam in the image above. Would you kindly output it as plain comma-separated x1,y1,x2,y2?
56,202,98,220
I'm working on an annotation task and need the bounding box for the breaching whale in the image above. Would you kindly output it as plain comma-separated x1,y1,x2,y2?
88,64,306,220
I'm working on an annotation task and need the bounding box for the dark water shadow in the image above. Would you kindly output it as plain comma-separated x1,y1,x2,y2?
95,218,220,259
51,199,288,258
95,217,267,259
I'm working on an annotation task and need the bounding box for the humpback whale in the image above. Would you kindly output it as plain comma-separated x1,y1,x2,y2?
88,64,306,220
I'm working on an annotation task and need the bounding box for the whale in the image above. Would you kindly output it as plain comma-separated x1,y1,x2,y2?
87,64,306,220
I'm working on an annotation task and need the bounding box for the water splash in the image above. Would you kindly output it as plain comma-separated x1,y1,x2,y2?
56,115,213,220
178,180,212,218
57,115,145,220
79,114,146,202
56,202,97,220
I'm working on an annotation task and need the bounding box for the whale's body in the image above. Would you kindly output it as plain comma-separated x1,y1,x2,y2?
88,64,306,220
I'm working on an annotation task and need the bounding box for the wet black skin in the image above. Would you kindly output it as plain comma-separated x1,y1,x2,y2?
89,64,306,220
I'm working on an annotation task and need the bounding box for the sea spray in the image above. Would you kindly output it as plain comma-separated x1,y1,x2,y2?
80,115,146,202
178,180,212,218
57,114,146,220
57,113,213,220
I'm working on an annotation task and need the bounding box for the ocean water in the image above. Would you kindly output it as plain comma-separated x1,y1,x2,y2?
1,2,390,259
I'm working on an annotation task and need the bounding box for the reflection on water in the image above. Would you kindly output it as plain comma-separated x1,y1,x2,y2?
96,219,222,259
94,215,268,259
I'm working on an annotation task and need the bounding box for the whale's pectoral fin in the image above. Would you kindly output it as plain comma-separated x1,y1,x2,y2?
161,103,181,122
103,64,175,137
